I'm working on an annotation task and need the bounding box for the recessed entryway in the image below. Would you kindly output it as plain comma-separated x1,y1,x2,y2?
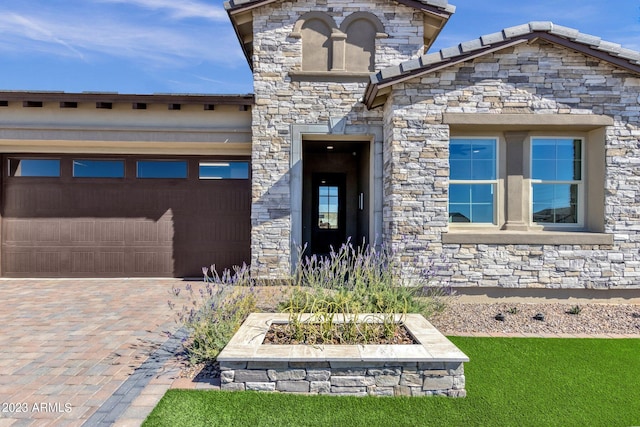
302,140,369,255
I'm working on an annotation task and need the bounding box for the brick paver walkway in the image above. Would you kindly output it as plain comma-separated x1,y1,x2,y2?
2,280,639,426
0,278,191,427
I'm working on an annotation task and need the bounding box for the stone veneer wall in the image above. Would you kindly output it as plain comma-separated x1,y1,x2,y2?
250,0,429,277
220,360,466,397
386,41,640,288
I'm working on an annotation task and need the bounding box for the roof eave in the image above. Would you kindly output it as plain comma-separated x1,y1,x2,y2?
364,30,640,110
0,91,256,106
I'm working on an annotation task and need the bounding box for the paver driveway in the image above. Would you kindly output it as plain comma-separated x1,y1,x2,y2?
0,278,190,426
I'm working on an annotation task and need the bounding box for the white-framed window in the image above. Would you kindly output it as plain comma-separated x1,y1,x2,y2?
531,137,583,226
448,137,498,224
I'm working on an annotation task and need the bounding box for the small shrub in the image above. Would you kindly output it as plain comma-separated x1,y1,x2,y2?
507,306,520,315
567,305,582,315
169,264,256,365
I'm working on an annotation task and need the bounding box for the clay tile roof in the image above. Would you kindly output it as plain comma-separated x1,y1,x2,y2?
364,21,640,108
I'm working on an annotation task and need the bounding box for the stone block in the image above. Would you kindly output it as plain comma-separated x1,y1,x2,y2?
220,370,235,384
277,380,310,393
329,366,367,375
331,376,375,387
289,362,330,369
375,375,400,387
246,382,276,392
221,382,246,391
331,386,367,395
423,375,454,391
449,389,467,398
393,385,412,397
306,369,331,382
368,386,395,396
446,363,464,376
453,375,466,390
219,361,247,370
267,369,306,381
418,362,445,370
367,368,401,376
248,361,289,370
399,372,422,387
234,370,270,383
310,381,331,394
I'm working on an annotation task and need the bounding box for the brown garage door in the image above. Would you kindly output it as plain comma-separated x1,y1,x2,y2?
1,155,251,278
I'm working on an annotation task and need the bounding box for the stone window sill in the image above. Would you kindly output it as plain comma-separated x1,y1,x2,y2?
442,231,613,245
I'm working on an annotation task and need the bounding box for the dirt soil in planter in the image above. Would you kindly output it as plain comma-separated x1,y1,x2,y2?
263,322,417,345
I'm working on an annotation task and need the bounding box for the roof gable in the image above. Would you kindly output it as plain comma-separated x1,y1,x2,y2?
364,21,640,109
225,0,456,69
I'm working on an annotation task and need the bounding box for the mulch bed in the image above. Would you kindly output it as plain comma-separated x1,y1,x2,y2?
263,322,417,345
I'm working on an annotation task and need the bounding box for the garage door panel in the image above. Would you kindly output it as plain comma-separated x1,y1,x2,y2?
70,222,95,243
2,156,251,277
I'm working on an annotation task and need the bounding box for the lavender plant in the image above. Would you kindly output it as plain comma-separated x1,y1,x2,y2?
168,263,256,364
279,240,453,344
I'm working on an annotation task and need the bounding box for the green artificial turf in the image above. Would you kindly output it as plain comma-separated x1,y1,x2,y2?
143,338,640,427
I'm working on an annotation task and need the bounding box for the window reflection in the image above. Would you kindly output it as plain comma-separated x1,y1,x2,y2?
449,138,497,224
199,162,249,179
137,160,187,178
9,159,60,177
531,138,582,224
73,160,124,178
318,186,339,229
532,184,578,223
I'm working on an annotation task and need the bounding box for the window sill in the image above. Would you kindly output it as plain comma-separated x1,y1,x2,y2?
442,230,613,245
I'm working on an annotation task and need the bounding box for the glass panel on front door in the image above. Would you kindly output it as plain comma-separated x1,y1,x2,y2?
318,185,339,229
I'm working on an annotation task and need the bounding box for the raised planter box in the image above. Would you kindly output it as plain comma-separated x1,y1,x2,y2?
217,313,469,397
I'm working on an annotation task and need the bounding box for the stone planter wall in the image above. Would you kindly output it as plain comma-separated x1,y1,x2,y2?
217,313,469,398
220,360,466,397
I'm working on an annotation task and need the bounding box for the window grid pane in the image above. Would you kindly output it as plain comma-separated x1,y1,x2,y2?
532,184,578,224
318,185,339,229
532,138,581,181
449,138,497,224
449,184,494,223
531,138,582,225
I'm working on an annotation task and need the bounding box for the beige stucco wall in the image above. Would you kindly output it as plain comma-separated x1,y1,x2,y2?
0,102,252,155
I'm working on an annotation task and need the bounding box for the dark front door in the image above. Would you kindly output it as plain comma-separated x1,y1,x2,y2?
311,173,346,255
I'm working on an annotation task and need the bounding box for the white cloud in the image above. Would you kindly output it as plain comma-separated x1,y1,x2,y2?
94,0,228,21
0,8,244,67
0,13,86,59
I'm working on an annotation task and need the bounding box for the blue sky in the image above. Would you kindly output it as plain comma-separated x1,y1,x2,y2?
0,0,637,95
